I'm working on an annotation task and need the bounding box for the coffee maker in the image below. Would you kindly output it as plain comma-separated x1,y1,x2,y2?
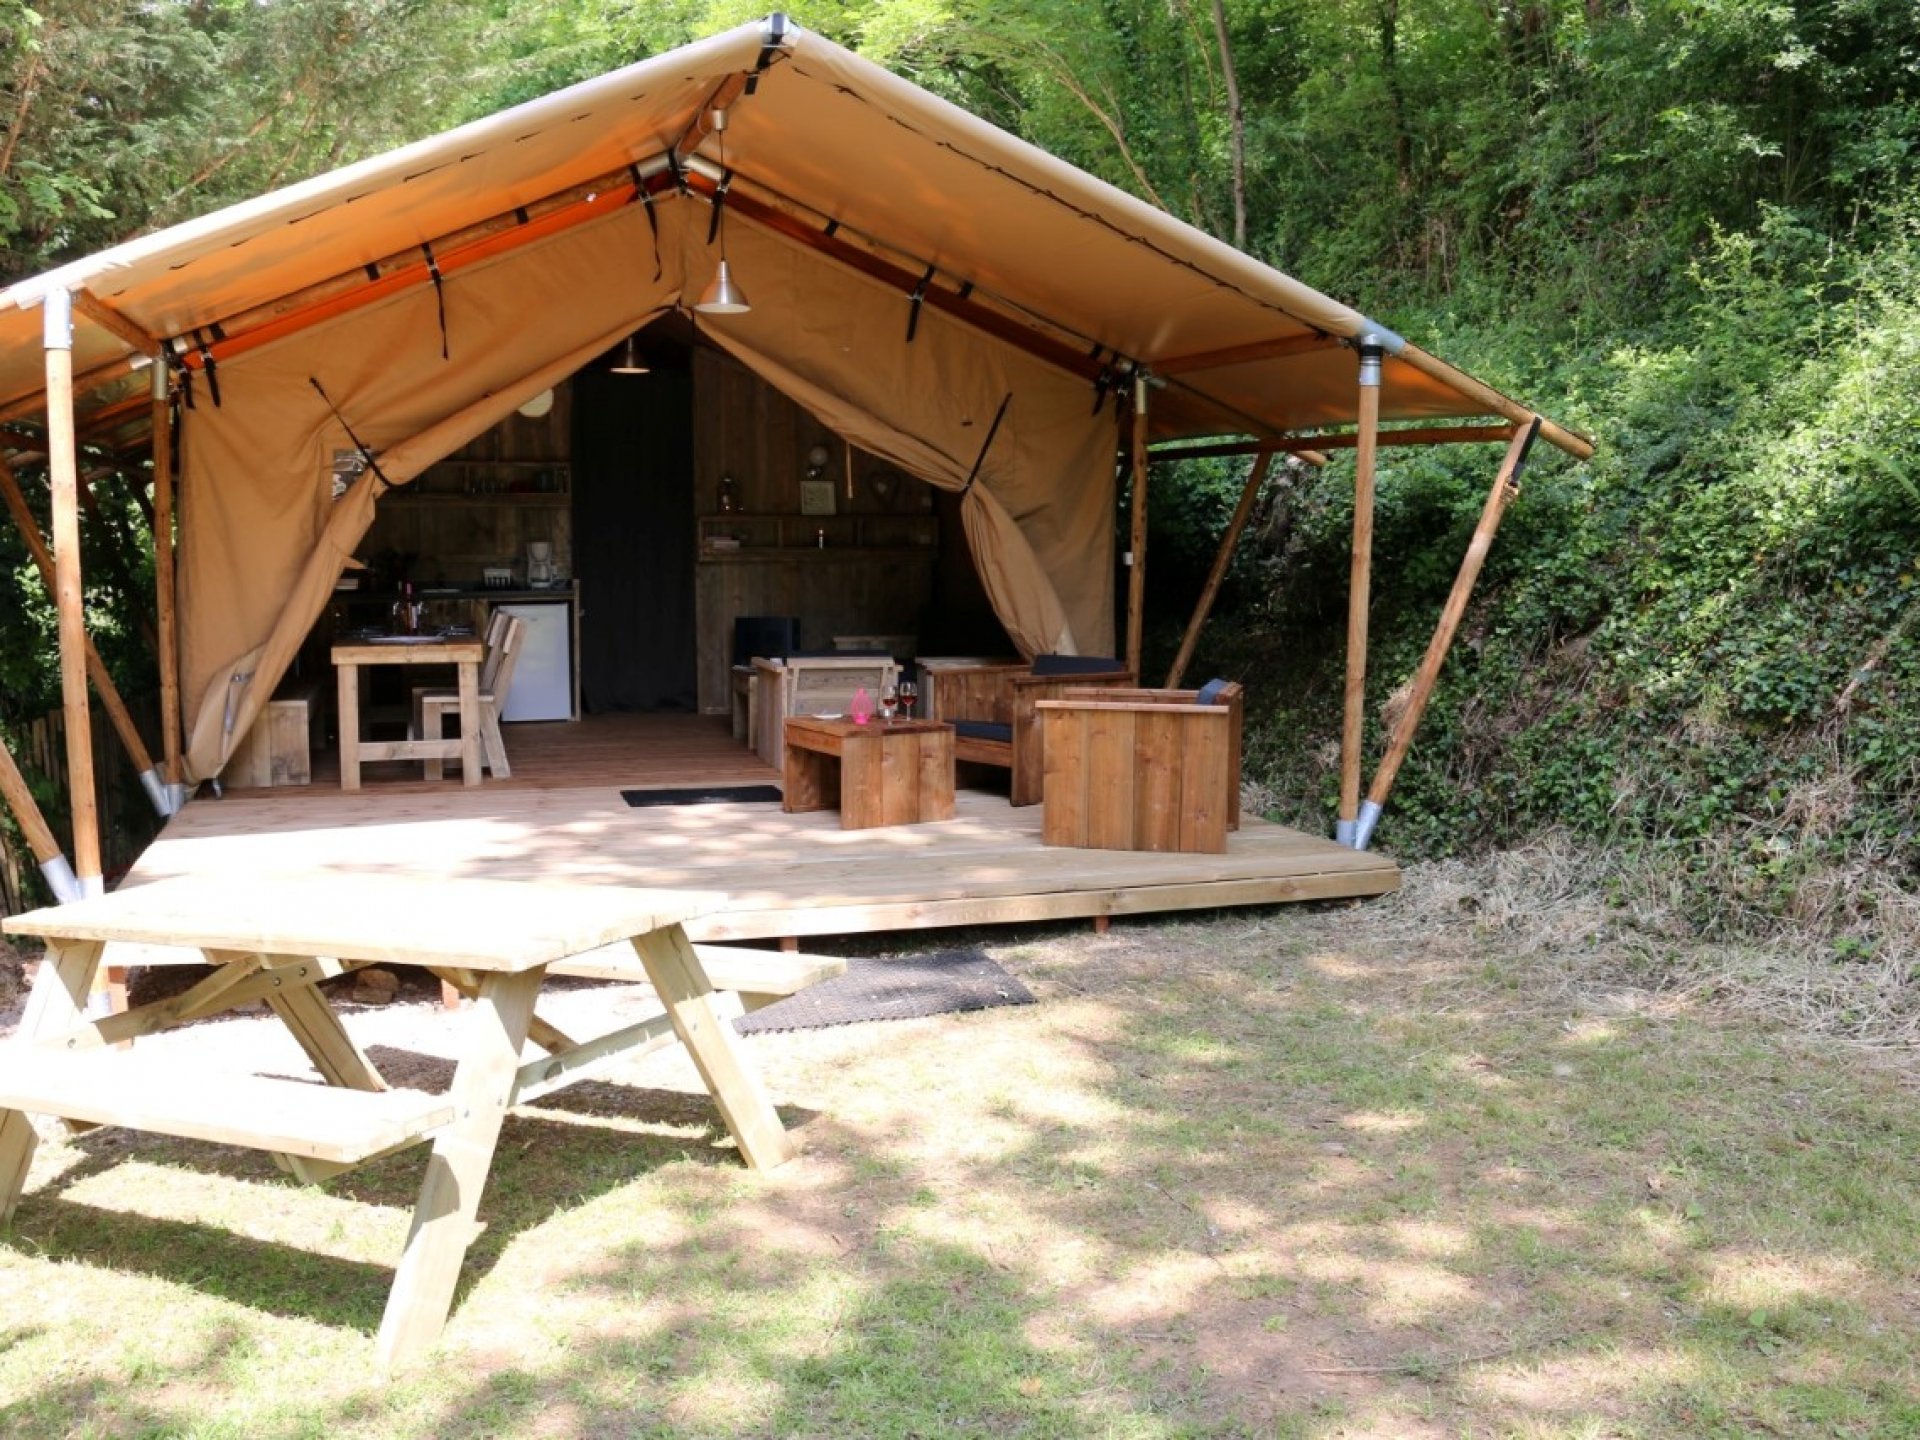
526,541,555,588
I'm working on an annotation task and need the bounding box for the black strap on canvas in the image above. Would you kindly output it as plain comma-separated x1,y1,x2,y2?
422,243,450,359
707,167,734,246
194,329,221,408
906,265,937,343
308,376,395,496
746,14,790,93
629,164,663,279
958,392,1014,498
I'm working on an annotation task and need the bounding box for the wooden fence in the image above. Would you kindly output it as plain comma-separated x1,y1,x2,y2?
0,697,164,920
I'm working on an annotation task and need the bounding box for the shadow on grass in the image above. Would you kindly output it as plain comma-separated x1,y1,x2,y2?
2,1078,820,1335
5,909,1920,1436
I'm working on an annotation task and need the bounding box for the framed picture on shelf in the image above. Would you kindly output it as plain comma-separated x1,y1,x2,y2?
798,478,836,516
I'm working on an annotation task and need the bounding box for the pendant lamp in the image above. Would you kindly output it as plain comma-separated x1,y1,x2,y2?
695,108,751,316
610,336,649,374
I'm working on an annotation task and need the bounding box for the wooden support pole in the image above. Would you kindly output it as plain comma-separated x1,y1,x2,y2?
1125,375,1151,676
150,363,183,796
72,289,161,356
1165,447,1275,689
42,291,102,896
1354,417,1541,850
0,457,167,814
1337,346,1384,845
0,731,82,901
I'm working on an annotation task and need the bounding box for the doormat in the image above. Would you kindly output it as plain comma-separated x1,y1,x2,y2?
735,950,1036,1034
621,785,784,807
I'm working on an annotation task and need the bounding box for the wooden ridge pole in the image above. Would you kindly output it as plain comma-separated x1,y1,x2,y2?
0,457,171,817
1337,343,1384,845
42,290,103,898
151,363,184,799
1165,447,1275,689
1125,375,1151,676
1354,417,1542,850
0,730,83,902
1153,425,1515,462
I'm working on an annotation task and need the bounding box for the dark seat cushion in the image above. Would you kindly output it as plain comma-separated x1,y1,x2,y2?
1030,653,1126,677
1195,677,1231,706
732,615,800,666
953,719,1013,744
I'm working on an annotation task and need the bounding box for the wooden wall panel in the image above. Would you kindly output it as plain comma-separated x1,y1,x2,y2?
691,348,938,713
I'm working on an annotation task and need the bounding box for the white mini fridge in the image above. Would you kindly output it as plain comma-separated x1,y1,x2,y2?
497,601,574,721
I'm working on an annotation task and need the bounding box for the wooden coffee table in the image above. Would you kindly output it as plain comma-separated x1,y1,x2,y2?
782,716,954,829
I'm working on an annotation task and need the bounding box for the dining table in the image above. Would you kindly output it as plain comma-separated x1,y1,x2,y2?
0,871,827,1370
332,634,484,789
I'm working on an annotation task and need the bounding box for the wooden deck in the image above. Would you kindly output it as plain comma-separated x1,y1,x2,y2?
122,714,1397,951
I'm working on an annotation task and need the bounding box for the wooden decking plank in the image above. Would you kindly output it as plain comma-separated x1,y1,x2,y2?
110,714,1398,952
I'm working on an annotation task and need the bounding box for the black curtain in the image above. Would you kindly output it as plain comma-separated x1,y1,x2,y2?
572,361,696,711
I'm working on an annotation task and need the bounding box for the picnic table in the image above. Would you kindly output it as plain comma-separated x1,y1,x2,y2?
0,873,841,1370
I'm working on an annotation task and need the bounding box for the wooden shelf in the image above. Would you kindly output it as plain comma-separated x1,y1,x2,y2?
433,458,570,469
697,513,937,557
385,493,569,506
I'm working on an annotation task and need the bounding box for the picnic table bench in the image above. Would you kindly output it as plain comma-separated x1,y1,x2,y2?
0,873,841,1370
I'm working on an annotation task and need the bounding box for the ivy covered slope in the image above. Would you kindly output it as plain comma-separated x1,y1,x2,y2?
1178,209,1920,923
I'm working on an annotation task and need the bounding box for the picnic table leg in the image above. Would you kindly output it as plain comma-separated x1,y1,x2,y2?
630,924,795,1172
0,938,104,1223
265,982,389,1091
374,966,541,1370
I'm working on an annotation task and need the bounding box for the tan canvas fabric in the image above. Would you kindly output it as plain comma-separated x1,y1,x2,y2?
687,205,1112,657
178,196,1109,775
0,19,1568,447
179,210,681,777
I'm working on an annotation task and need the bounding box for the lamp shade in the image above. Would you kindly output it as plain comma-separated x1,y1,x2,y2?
609,336,649,374
695,260,751,316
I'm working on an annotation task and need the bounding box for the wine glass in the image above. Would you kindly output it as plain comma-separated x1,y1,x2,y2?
897,678,918,719
880,680,899,722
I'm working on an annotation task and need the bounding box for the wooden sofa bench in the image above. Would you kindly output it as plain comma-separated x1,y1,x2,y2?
923,655,1134,805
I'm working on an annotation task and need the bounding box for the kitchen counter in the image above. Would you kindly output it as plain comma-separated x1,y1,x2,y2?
337,583,576,604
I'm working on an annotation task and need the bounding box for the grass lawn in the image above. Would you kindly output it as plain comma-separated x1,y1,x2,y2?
3,855,1918,1438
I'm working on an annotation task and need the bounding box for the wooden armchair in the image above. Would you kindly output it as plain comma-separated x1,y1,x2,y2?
750,654,901,772
1036,679,1243,852
928,654,1135,806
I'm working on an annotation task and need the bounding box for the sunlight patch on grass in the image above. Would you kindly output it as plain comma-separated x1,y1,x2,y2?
1383,1219,1474,1259
1340,1109,1426,1133
1695,1248,1867,1310
1557,1017,1621,1046
1468,1343,1701,1411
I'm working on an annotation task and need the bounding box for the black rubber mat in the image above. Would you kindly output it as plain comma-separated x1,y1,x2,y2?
735,950,1036,1033
621,785,783,807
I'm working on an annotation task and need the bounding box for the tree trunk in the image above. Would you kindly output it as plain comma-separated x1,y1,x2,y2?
1207,0,1248,249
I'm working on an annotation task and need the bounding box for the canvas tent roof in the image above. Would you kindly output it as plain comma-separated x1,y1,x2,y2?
0,17,1588,786
0,17,1586,456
